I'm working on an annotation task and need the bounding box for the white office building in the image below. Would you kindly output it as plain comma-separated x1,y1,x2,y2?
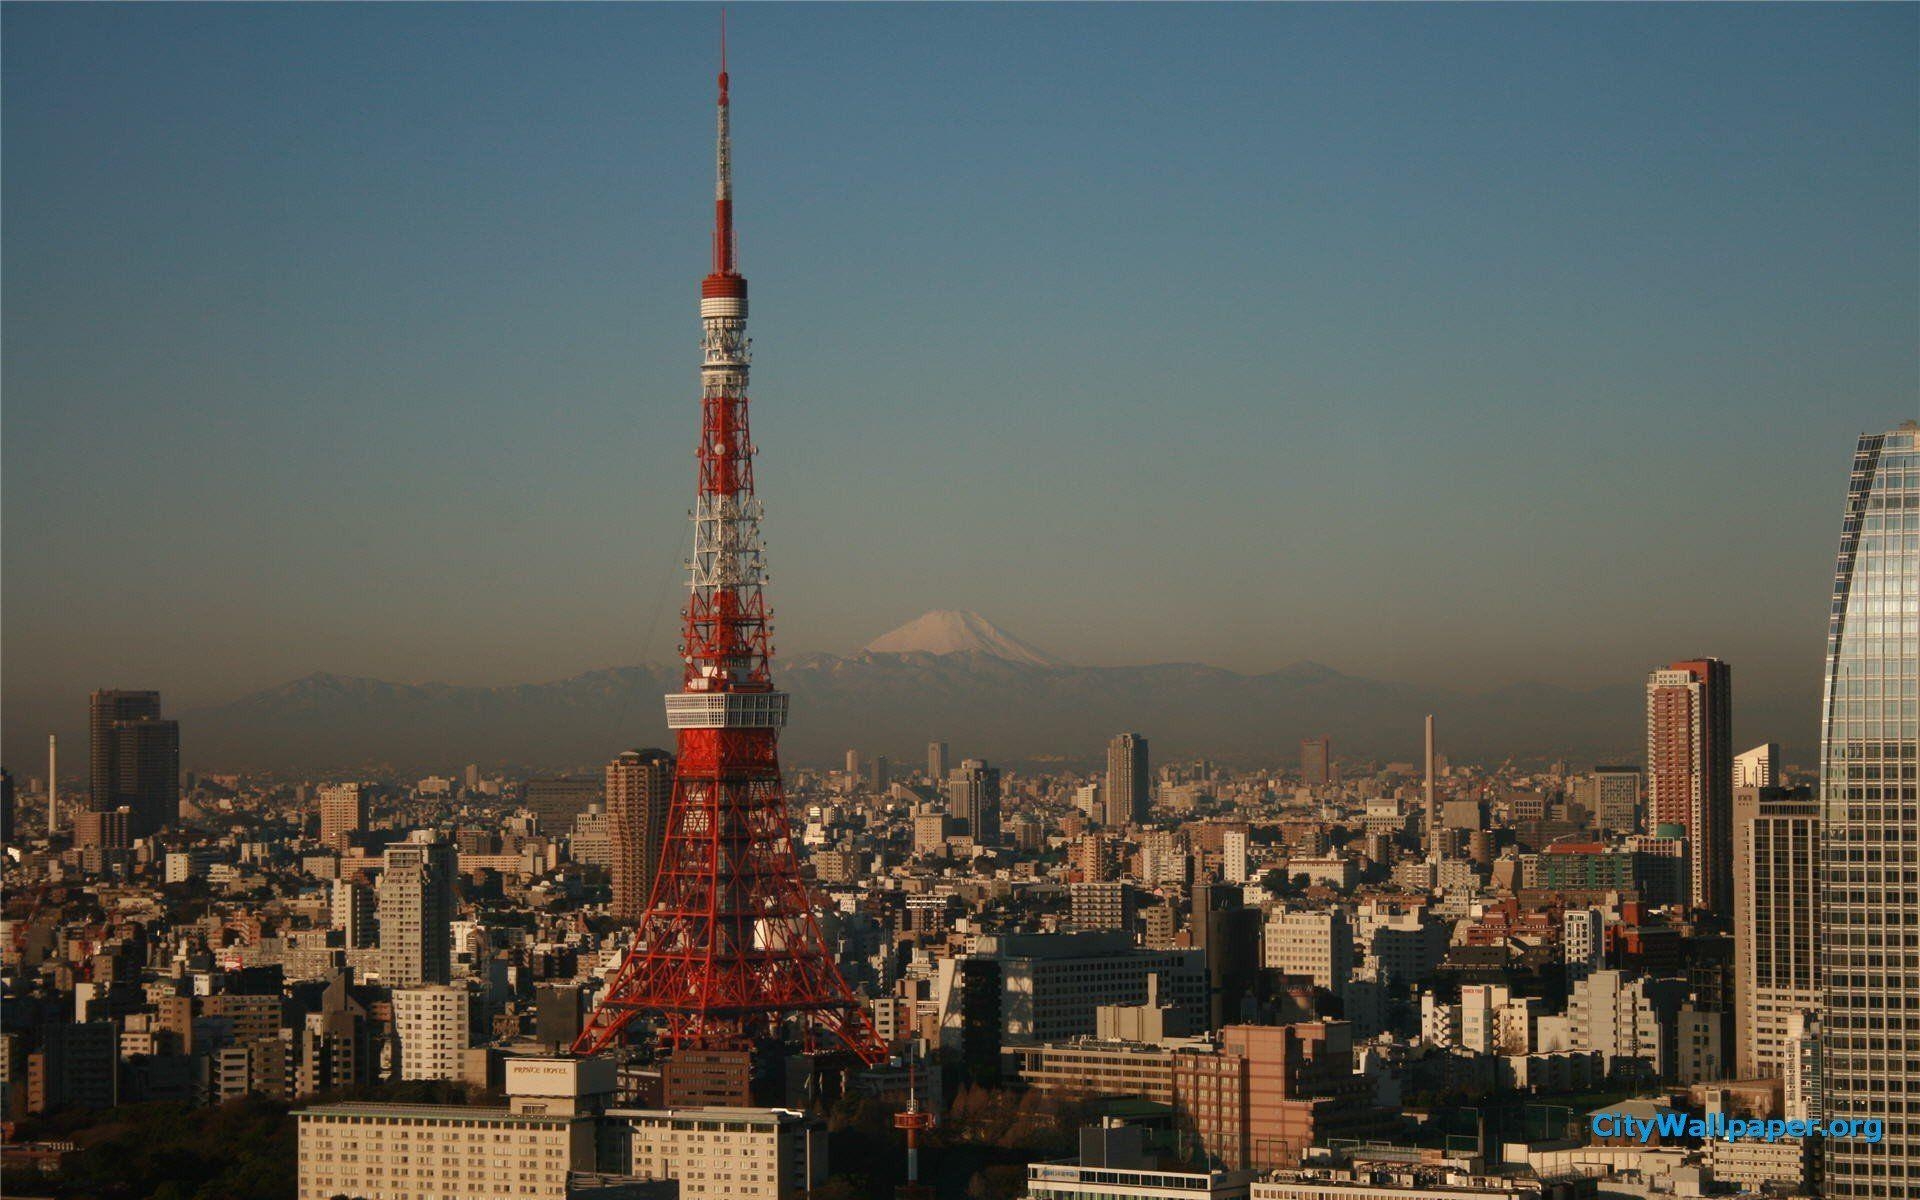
295,1057,609,1200
391,985,471,1082
605,1106,825,1200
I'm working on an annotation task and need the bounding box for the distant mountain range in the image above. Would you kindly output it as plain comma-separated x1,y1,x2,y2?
176,611,1672,774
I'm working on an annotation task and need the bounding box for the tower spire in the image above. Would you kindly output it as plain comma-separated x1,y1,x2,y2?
572,28,886,1068
713,11,735,276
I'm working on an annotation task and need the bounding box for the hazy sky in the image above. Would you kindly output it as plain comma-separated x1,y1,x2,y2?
4,4,1915,747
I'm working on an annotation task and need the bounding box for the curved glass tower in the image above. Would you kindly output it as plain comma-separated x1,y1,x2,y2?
1821,419,1920,1197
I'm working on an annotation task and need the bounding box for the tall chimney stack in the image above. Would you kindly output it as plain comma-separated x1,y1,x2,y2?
47,733,58,833
1423,714,1436,855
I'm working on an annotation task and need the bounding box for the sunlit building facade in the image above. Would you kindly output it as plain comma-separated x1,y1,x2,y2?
1820,421,1920,1197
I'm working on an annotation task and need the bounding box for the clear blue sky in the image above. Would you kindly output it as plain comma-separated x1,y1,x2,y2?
3,3,1915,753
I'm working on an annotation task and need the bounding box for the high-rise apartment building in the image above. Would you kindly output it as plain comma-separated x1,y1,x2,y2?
1646,659,1732,913
330,877,377,949
1734,742,1781,789
1223,829,1251,884
1566,969,1689,1082
606,748,674,923
1785,1011,1823,1123
26,1022,118,1112
391,985,471,1081
947,759,1002,845
88,689,180,837
1733,784,1819,1081
1262,908,1353,991
522,777,601,836
1819,421,1920,1197
1072,834,1115,884
73,806,132,854
316,783,366,849
1104,733,1149,827
928,740,950,783
1574,765,1642,835
377,834,457,987
1563,907,1606,984
912,810,955,856
570,802,615,868
1300,736,1332,788
1069,881,1136,932
1139,827,1190,887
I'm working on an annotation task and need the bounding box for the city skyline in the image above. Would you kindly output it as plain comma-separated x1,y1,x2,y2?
0,8,1915,1194
3,4,1914,765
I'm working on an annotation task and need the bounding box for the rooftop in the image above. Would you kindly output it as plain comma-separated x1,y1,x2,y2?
295,1101,573,1123
603,1107,810,1125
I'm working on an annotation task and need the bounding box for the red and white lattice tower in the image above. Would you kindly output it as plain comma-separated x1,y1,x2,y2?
572,32,887,1065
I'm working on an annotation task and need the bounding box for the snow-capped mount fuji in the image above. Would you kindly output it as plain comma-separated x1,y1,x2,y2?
862,610,1067,668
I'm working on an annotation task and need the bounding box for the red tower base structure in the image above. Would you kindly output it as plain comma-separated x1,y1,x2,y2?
573,724,886,1060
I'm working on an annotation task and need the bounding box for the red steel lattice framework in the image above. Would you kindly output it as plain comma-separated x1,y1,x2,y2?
572,32,887,1065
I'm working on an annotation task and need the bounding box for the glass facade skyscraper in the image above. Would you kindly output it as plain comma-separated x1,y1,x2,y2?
1821,420,1920,1197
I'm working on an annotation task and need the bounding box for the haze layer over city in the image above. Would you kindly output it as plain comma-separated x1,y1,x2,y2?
5,4,1915,771
0,6,1914,1200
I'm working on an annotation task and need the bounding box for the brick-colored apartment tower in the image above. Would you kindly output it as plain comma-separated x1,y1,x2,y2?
605,749,674,924
1646,658,1732,914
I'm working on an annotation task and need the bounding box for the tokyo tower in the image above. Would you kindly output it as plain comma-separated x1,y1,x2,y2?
572,31,887,1066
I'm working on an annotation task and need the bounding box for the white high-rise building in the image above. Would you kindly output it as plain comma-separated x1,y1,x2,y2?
1138,828,1189,887
1819,421,1920,1196
1563,907,1606,984
316,782,367,849
1352,901,1449,985
391,985,470,1081
1222,829,1251,884
570,801,615,868
1732,784,1819,1081
1733,742,1781,789
1784,1010,1823,1123
1262,908,1353,991
1565,969,1688,1081
377,833,456,987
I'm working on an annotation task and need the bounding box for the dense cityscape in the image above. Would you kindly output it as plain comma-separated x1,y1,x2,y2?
3,8,1916,1200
